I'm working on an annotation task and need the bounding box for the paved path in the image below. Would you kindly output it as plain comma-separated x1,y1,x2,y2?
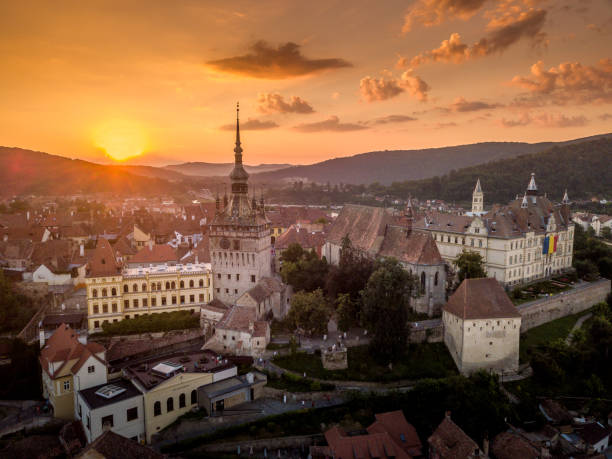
565,312,593,344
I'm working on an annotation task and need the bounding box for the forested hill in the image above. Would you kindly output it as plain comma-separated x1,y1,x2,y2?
384,138,612,203
252,133,612,185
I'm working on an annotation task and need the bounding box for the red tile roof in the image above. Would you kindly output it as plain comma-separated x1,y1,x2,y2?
428,416,482,459
367,410,422,457
87,238,121,277
444,278,520,320
75,430,164,459
324,425,412,459
491,432,540,459
128,243,177,265
379,227,443,266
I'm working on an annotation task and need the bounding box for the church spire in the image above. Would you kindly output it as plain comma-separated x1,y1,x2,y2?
526,172,538,195
234,102,243,163
474,178,482,194
562,189,570,204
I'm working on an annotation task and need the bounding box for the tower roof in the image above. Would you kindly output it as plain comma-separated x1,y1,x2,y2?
526,172,538,196
229,102,249,183
562,189,570,204
473,178,482,194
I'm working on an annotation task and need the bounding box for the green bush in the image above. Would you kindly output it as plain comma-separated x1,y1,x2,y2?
96,310,199,336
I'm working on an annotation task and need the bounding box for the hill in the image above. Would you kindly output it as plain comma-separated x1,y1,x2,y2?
111,165,187,182
253,133,612,185
385,137,612,203
0,147,185,196
165,162,292,177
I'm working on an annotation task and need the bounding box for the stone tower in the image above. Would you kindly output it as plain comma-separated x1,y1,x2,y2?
471,178,483,214
209,104,272,304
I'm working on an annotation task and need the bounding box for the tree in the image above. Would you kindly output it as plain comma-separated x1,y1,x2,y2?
281,245,328,292
326,236,374,301
280,243,304,264
287,289,330,336
361,258,415,362
574,259,599,280
336,293,360,332
601,226,612,241
455,250,487,282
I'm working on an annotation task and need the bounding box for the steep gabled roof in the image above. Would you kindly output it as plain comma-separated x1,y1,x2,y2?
444,278,520,320
428,416,481,459
75,430,163,459
128,243,177,265
87,238,121,277
379,227,443,265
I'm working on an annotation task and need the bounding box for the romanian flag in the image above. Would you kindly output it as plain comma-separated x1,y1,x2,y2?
542,235,558,255
553,235,558,252
542,236,549,254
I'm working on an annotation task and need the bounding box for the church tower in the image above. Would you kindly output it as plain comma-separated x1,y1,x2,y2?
471,178,484,214
209,104,272,304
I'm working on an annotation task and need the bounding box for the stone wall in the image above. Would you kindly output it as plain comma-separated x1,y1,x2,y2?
195,434,325,457
409,319,443,343
321,347,348,370
518,279,611,332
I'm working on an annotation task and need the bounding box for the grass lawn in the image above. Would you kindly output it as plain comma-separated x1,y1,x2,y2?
519,309,590,363
511,280,572,305
273,343,457,382
263,371,335,392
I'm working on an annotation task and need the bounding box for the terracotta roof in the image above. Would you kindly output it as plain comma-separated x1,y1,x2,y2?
200,298,230,314
367,410,422,457
87,238,121,277
428,416,481,459
244,284,271,303
180,237,211,263
275,224,326,251
75,430,164,459
413,212,475,235
491,432,540,459
128,243,177,265
326,205,396,256
538,399,572,424
31,239,73,273
0,239,33,260
379,227,443,266
444,278,520,320
217,305,268,336
112,236,137,257
324,425,411,459
268,206,329,228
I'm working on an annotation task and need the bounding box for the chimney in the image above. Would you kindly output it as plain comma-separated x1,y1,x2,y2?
26,211,30,221
39,321,45,348
80,243,84,257
2,234,7,242
483,435,489,457
249,321,254,333
148,240,153,251
445,410,451,420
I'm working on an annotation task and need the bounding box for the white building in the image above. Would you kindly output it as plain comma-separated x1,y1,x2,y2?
443,278,521,375
76,379,146,444
415,174,574,286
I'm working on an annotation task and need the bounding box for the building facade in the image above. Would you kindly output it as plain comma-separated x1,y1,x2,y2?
209,107,273,304
415,174,574,286
85,239,213,331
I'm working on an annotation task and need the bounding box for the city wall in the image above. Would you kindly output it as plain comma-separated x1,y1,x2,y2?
518,279,611,332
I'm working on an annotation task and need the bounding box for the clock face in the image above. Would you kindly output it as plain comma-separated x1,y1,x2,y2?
220,238,230,249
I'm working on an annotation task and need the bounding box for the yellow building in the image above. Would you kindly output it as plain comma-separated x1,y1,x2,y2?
85,239,213,331
123,350,238,443
39,324,107,419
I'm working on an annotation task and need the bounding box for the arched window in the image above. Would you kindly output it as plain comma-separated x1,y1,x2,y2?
123,285,128,293
101,288,107,297
154,401,161,416
179,393,186,408
191,389,197,404
111,287,117,296
171,281,176,289
166,397,174,412
157,282,161,290
142,283,147,292
434,272,439,286
421,272,426,292
92,289,98,298
199,279,204,287
189,280,194,288
133,283,138,292
165,282,170,290
180,280,184,288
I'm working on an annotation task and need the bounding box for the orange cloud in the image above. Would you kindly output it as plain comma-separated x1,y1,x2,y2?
257,93,315,114
402,0,487,33
499,112,589,127
293,116,368,132
220,118,278,130
510,59,612,104
206,41,351,79
450,96,503,111
359,70,430,102
367,114,417,125
407,9,546,67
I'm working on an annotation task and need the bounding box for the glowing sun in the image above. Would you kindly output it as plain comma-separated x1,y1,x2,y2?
93,119,149,161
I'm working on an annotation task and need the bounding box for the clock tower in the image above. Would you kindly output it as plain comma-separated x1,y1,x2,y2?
209,104,272,304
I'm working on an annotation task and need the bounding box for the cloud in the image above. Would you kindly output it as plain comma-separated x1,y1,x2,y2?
206,41,351,79
510,59,612,105
450,96,503,111
293,116,368,133
434,122,458,129
220,118,279,130
257,93,314,114
500,112,589,127
367,115,418,125
599,113,612,121
359,70,430,102
402,0,487,33
407,9,547,67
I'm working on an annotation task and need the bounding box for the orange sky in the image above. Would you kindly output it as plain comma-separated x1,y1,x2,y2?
1,0,611,166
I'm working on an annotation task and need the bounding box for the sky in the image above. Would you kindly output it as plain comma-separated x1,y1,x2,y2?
1,0,611,166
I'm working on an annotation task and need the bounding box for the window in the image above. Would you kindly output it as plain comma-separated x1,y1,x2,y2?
102,304,108,313
190,295,195,303
111,287,117,296
143,298,148,307
126,407,138,422
124,285,129,293
234,289,238,294
236,274,240,281
251,275,256,283
101,414,114,428
199,294,204,302
179,393,186,408
63,380,70,391
94,320,100,328
180,295,185,304
217,273,221,279
142,283,147,292
102,288,107,297
112,303,117,313
154,401,161,416
92,289,98,298
124,300,129,309
87,365,95,374
434,272,439,286
189,280,194,288
199,279,203,287
78,404,82,417
227,274,231,280
180,280,185,288
162,296,167,306
172,296,177,305
86,415,90,430
191,390,197,404
171,281,176,289
151,297,157,306
152,283,156,291
420,272,426,292
165,282,170,290
93,304,99,314
133,299,139,308
167,397,174,412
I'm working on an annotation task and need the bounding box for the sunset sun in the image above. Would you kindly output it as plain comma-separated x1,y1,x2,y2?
93,119,148,161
